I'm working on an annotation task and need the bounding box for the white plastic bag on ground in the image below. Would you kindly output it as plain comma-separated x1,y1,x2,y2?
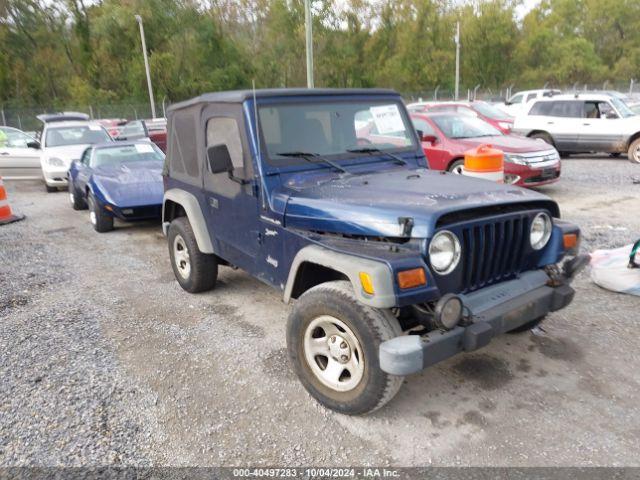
590,240,640,296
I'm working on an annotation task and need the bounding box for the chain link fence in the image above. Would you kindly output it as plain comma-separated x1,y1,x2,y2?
0,102,168,134
3,79,640,133
403,79,640,104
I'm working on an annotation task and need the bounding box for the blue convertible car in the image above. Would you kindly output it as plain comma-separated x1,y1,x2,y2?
68,141,165,232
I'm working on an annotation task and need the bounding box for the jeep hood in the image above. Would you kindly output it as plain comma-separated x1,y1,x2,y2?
92,160,164,207
282,168,557,238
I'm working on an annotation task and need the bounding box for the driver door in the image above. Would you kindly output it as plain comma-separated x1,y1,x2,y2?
201,108,260,269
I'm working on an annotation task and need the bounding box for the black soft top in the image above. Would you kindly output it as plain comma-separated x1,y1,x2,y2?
168,88,399,113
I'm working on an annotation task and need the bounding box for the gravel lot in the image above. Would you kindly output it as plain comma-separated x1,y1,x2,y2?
1,156,640,467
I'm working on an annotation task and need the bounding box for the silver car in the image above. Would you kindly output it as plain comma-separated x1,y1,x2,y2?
0,126,41,179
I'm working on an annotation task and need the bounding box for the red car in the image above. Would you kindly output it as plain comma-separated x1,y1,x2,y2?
408,101,514,134
114,119,167,152
410,113,561,187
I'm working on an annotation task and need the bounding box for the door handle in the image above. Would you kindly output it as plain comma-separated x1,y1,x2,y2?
547,122,554,125
583,123,590,126
0,152,9,155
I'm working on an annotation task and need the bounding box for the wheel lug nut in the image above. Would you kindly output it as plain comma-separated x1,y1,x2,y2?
341,355,348,362
340,341,347,349
331,336,336,343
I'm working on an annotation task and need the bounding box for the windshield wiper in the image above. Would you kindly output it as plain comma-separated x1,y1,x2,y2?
276,151,348,174
346,146,408,166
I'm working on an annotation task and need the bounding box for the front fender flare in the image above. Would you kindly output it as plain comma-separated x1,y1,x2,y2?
163,188,215,254
284,244,396,308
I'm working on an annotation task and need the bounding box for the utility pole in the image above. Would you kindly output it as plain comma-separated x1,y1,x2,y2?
304,0,314,88
454,21,460,101
135,15,157,119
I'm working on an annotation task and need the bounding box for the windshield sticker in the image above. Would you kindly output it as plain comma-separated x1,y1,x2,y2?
370,104,405,135
135,143,154,153
88,125,102,131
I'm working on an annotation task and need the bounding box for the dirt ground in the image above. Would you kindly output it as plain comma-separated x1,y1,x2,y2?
1,155,640,467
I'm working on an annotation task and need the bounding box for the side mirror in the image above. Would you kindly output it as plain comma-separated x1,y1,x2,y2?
421,134,438,144
26,140,40,149
504,101,512,106
605,111,618,119
207,144,233,174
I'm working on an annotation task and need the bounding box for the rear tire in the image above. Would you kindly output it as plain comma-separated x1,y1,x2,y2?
448,159,465,174
529,132,555,148
627,138,640,164
507,315,546,333
168,216,218,293
287,280,404,415
88,193,114,233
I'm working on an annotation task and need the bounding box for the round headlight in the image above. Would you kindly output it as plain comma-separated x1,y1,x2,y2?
428,230,461,275
530,212,552,250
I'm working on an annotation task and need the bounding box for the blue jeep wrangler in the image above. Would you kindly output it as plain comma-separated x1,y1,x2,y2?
162,89,586,415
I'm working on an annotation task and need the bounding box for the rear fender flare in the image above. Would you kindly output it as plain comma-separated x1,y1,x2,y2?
163,188,214,254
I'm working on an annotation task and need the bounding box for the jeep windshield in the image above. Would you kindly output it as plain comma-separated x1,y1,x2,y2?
258,100,417,166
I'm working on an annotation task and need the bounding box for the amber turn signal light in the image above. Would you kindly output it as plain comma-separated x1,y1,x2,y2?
563,233,578,250
397,268,427,289
359,272,375,295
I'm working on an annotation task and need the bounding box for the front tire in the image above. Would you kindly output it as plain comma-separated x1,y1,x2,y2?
287,280,404,415
627,138,640,164
45,184,57,193
168,217,218,293
448,159,465,174
87,193,114,233
68,180,87,210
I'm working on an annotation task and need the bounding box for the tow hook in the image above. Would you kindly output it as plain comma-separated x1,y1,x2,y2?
545,254,590,286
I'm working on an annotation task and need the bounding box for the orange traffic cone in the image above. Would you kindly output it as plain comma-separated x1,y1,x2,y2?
0,177,25,225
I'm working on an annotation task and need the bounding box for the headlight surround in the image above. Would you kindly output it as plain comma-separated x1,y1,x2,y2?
48,157,65,167
504,153,528,165
428,230,461,275
530,212,552,250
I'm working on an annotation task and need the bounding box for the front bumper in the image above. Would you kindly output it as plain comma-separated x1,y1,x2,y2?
42,168,70,186
507,161,561,187
379,260,586,376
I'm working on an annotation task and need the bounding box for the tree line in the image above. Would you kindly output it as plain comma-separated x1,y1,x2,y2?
1,0,639,109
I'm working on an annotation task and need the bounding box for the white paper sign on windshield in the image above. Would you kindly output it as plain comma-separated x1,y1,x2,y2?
370,104,405,134
135,143,154,153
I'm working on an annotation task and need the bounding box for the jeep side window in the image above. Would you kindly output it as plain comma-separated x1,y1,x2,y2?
525,93,537,103
206,117,244,171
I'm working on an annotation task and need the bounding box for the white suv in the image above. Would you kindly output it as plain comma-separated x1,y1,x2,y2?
34,114,112,192
503,89,562,116
512,94,640,163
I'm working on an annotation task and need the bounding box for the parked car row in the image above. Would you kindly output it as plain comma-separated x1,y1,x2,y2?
0,112,168,188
